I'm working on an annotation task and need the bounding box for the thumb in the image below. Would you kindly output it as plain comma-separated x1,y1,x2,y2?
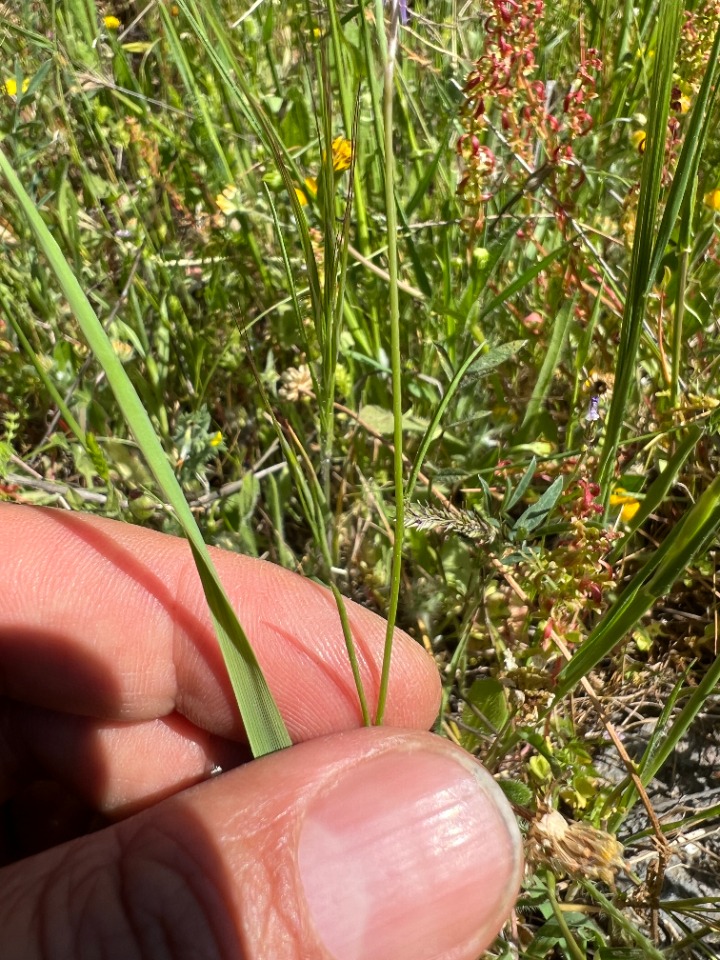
2,728,523,960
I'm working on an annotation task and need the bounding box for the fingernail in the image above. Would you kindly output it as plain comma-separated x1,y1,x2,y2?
298,742,523,960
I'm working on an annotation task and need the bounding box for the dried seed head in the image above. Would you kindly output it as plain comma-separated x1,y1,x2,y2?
278,364,314,403
526,810,625,887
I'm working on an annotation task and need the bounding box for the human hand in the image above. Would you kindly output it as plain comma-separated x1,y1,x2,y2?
0,504,522,960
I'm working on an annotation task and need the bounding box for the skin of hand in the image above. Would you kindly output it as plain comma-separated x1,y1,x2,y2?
0,503,523,960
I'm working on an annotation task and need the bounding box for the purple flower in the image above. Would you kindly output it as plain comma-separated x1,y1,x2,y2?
386,0,409,25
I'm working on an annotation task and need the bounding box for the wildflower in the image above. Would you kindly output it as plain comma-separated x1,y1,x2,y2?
210,431,223,447
671,87,691,114
103,15,122,30
704,189,720,211
631,129,647,154
111,339,134,363
3,77,30,98
295,177,318,206
278,364,314,402
391,0,409,24
215,184,241,215
330,136,352,174
456,0,601,241
610,488,640,523
585,396,601,421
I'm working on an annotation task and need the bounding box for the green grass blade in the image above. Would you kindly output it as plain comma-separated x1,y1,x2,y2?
597,0,683,491
263,184,315,369
375,0,404,726
519,299,575,436
0,147,291,758
173,0,324,339
325,0,370,252
646,17,720,287
158,4,232,181
405,120,453,219
63,0,98,53
669,173,697,407
331,583,371,726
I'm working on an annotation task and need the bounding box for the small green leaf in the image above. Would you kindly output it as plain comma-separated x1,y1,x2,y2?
512,476,564,535
497,778,534,809
529,754,552,782
460,339,527,387
358,404,433,436
460,677,509,748
504,456,537,512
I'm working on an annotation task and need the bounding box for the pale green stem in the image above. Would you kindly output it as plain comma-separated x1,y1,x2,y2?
546,872,587,960
374,0,403,725
670,178,696,407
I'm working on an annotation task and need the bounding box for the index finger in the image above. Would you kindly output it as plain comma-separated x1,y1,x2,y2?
0,504,440,741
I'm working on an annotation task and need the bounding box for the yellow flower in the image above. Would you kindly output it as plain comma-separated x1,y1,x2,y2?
704,189,720,212
610,488,641,523
295,177,318,206
111,339,134,362
330,136,352,173
3,77,30,97
215,184,240,215
210,431,223,447
630,130,646,154
103,15,122,30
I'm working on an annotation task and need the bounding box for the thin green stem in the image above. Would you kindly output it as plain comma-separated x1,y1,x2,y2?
375,0,403,726
326,0,370,253
670,178,696,407
546,872,587,960
331,584,371,726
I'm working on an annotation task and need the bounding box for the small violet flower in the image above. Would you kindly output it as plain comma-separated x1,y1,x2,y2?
386,0,408,25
